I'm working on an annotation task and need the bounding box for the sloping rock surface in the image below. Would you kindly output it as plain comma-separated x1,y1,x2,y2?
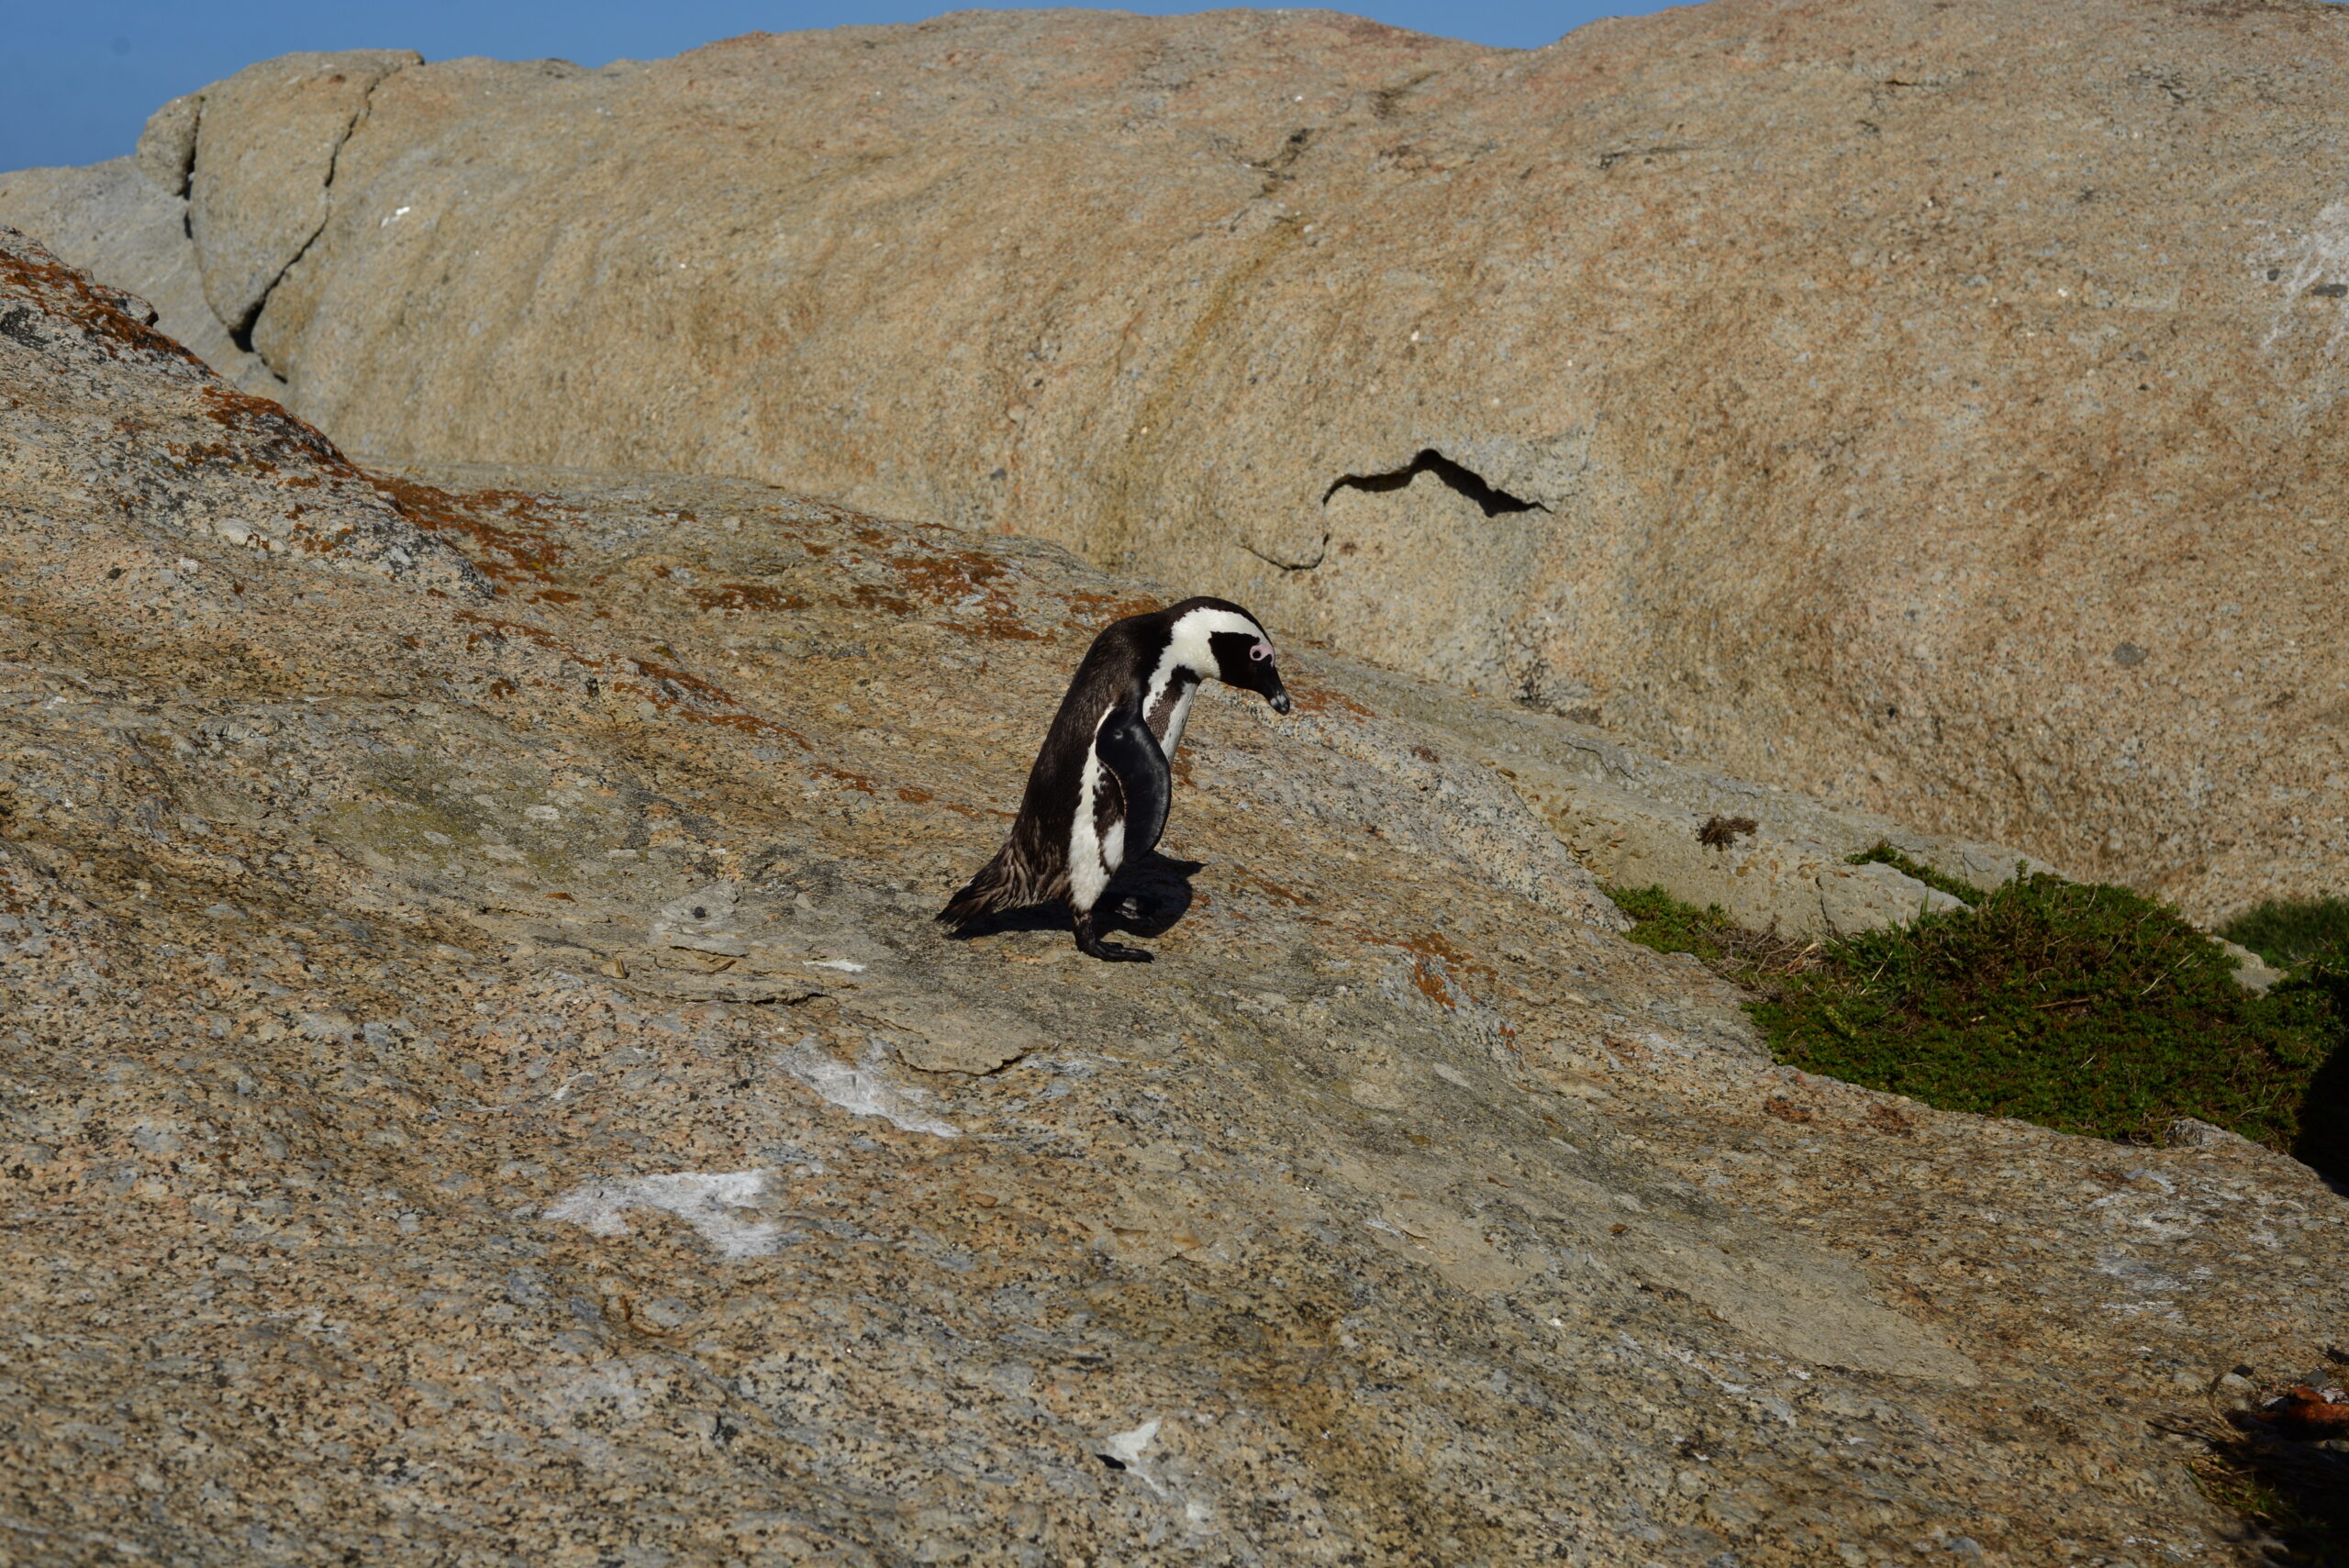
6,227,2348,1565
0,157,275,394
8,2,2349,919
1319,655,2056,939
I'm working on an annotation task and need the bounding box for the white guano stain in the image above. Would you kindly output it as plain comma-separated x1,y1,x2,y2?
777,1037,960,1138
2261,199,2349,359
543,1169,787,1258
1101,1418,1160,1467
1097,1418,1169,1495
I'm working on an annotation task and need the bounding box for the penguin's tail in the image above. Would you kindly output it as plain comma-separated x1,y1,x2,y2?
937,845,1021,929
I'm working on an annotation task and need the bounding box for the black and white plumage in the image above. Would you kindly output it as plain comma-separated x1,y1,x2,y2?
938,595,1292,962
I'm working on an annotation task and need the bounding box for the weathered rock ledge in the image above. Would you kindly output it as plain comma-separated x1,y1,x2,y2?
9,2,2349,918
4,228,2343,1565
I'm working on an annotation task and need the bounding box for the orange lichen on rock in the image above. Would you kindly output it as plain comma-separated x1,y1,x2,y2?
0,238,203,368
371,473,570,585
685,583,808,614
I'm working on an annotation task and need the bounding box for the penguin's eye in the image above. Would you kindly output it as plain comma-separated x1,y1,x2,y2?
1250,640,1273,662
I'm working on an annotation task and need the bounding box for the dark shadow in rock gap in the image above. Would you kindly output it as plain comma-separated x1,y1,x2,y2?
1321,448,1548,517
2289,1009,2349,1192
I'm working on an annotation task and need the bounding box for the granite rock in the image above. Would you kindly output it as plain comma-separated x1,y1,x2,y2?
6,4,2347,921
7,222,2348,1565
183,50,419,338
0,157,277,394
132,90,202,199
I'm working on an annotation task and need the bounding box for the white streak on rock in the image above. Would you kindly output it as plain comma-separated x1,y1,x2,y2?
1101,1418,1160,1466
1097,1418,1167,1494
543,1169,786,1258
778,1040,959,1138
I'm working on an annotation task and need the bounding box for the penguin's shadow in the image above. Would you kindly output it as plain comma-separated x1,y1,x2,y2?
945,854,1203,941
1100,854,1202,938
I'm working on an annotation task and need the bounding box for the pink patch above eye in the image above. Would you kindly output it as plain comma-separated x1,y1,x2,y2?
1250,640,1274,662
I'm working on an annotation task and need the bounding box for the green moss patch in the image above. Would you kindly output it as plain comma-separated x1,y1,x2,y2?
1608,877,2349,1178
1842,840,1987,904
1606,884,1821,990
2221,895,2349,971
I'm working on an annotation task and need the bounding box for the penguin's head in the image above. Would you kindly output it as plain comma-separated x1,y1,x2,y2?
1163,596,1292,715
1208,626,1293,715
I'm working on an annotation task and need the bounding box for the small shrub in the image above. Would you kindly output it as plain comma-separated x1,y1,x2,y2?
2221,895,2349,970
1606,884,1820,989
1607,877,2349,1178
1697,814,1758,850
1843,840,1986,904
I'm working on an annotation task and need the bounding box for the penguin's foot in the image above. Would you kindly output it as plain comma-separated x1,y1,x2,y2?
1072,909,1153,962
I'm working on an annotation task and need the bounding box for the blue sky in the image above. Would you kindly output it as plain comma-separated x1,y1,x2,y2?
1,2,1681,172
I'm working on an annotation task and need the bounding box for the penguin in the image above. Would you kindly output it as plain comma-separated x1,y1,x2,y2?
938,595,1292,961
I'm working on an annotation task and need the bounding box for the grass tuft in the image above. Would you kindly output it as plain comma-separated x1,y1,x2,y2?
1607,876,2349,1178
1843,840,1987,904
1607,885,1823,991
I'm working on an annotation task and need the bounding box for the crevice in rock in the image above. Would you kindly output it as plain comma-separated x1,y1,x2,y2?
175,98,204,199
1321,448,1548,517
1597,142,1700,172
230,209,328,354
1242,534,1328,573
225,61,406,363
1238,126,1315,195
1366,72,1436,121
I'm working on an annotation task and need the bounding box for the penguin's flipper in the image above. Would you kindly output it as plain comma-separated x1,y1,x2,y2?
1094,705,1171,859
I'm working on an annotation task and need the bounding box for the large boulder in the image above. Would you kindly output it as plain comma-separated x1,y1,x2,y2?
6,2,2343,922
10,5,2349,921
0,157,275,393
9,223,2345,1562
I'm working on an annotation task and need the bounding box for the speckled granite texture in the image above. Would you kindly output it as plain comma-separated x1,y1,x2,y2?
3,227,2343,1566
12,2,2349,916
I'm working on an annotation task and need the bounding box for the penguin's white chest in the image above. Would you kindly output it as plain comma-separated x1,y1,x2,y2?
1067,748,1125,910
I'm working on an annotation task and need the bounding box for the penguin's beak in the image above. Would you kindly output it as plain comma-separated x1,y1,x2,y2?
1267,686,1292,716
